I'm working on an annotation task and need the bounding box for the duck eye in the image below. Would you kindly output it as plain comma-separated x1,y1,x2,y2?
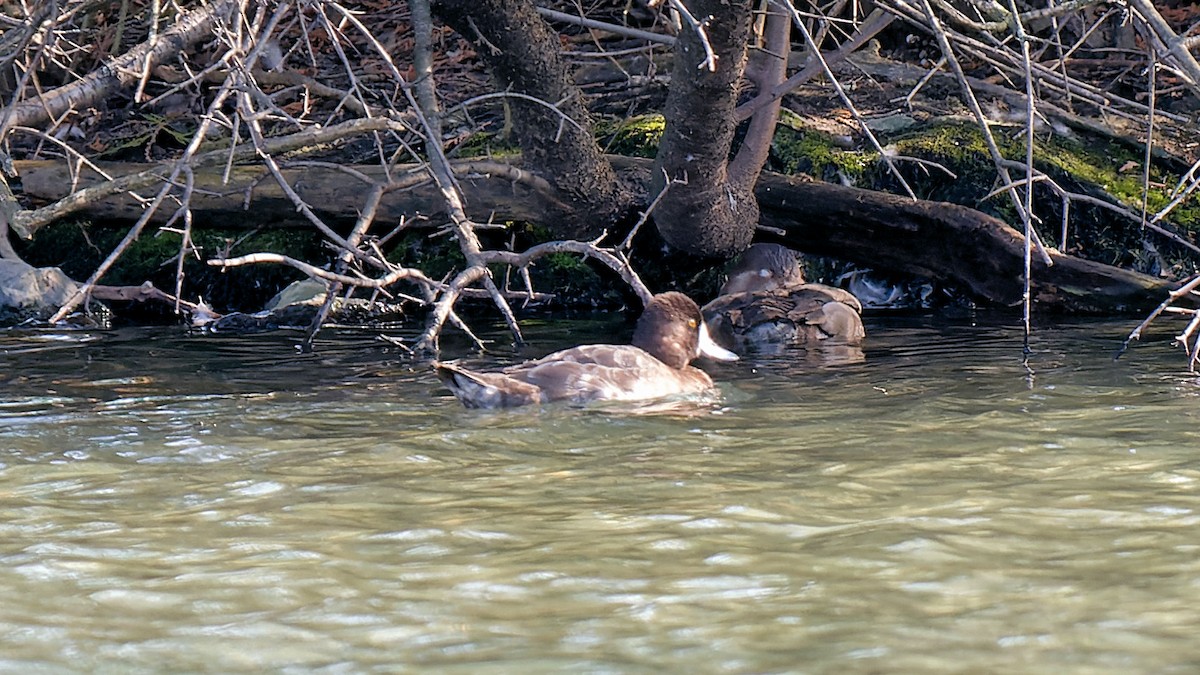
688,318,697,329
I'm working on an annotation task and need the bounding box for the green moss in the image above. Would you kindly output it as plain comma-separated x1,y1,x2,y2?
449,115,666,161
892,123,991,160
596,114,665,158
887,122,1197,231
527,252,610,301
884,123,1010,207
1036,136,1199,231
448,132,520,159
770,125,871,182
508,225,622,305
879,120,1199,273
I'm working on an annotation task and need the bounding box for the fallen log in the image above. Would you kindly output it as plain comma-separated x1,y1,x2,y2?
753,171,1176,314
14,156,1176,313
13,159,574,231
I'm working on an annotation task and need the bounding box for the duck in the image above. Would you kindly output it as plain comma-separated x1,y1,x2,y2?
435,291,738,408
702,243,865,354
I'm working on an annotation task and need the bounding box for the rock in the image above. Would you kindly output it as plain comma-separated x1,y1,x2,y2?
0,259,108,327
207,278,412,333
264,279,327,310
865,114,918,135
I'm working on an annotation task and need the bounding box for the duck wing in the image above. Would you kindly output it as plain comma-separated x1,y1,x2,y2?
794,282,864,313
506,345,713,404
704,286,865,350
805,299,865,343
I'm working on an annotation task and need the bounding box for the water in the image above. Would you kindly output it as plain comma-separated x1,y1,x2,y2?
2,313,1200,673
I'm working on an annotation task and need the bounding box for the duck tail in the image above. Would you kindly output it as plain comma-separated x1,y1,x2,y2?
433,362,543,408
811,302,866,344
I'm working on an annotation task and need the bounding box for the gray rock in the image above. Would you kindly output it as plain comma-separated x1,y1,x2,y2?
265,279,328,310
0,259,79,307
0,259,106,326
865,114,918,135
208,278,412,333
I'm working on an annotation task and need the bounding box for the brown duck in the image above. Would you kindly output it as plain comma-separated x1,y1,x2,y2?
436,292,738,408
703,244,865,354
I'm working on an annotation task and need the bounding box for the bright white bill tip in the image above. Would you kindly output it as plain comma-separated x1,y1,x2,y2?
698,323,739,361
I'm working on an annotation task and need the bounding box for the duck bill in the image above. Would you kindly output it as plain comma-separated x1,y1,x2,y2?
698,322,739,361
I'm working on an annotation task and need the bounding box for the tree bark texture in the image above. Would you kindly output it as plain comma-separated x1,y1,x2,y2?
16,157,1173,314
650,0,758,258
431,0,635,236
14,160,572,230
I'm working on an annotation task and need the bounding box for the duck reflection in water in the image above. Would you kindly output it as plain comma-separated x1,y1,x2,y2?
435,292,738,408
702,243,866,361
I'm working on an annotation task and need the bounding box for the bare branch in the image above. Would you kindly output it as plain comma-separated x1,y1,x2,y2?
734,8,894,122
536,7,676,45
0,0,240,136
774,0,917,200
1125,0,1200,99
669,0,720,71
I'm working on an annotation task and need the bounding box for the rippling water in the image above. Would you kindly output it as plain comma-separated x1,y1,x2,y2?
2,313,1200,673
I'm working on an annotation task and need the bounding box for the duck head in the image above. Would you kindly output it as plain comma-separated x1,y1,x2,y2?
718,243,806,295
632,292,738,368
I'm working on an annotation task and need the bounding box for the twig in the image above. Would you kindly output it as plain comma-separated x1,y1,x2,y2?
1117,273,1200,360
410,0,443,143
774,0,917,200
1153,156,1200,226
1004,0,1037,357
414,265,490,352
621,169,682,252
479,238,653,306
209,252,441,290
735,8,895,121
455,92,585,134
1140,49,1156,232
536,7,676,45
728,4,789,186
303,182,386,349
171,167,195,314
404,0,521,352
1125,0,1200,100
914,0,1053,268
89,281,208,314
668,0,719,71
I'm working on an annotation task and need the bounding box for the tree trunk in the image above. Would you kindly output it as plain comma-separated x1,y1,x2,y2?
431,0,635,236
650,0,758,258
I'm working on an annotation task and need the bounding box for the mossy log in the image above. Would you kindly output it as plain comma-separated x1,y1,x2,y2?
14,159,572,230
14,157,1175,313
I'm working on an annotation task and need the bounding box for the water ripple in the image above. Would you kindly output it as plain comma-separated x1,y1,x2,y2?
1,319,1200,672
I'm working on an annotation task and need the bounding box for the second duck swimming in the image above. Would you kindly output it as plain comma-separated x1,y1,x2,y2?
702,243,866,354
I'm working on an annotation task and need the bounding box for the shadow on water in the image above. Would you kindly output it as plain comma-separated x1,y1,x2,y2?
3,312,1200,672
